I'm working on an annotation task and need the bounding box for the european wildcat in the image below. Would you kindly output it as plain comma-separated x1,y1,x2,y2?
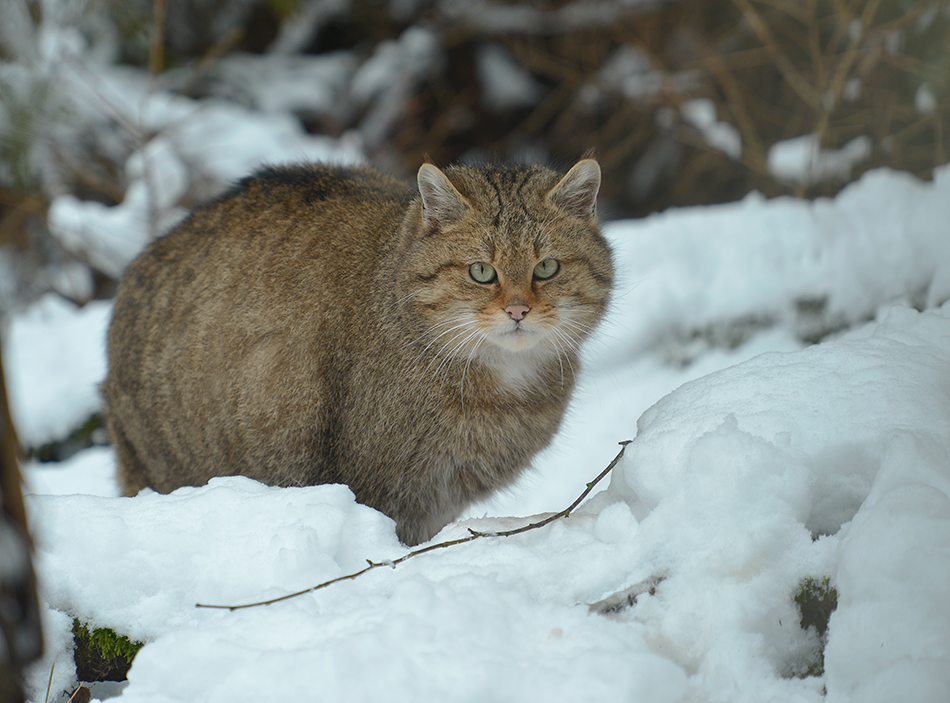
103,158,614,545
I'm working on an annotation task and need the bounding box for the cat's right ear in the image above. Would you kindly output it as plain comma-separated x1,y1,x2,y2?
546,158,601,222
418,164,469,228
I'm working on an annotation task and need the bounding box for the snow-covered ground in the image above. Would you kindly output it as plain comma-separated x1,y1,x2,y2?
6,160,950,702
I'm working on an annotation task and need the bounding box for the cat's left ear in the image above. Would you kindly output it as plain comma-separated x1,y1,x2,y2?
418,164,470,227
547,159,601,221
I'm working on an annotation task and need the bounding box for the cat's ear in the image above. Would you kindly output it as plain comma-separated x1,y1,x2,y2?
546,158,601,221
418,164,469,227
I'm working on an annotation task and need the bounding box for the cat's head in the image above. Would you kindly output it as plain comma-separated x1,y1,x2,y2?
396,159,614,377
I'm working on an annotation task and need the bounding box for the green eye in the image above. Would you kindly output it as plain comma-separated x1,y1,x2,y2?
469,262,497,283
533,259,560,280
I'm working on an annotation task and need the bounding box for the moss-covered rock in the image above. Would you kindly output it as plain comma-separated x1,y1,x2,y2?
792,576,838,678
31,414,106,463
72,620,144,683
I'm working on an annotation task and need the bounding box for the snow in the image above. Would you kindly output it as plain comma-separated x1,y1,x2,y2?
612,304,950,697
600,165,950,354
681,98,742,160
44,60,363,277
768,134,872,186
23,446,118,499
6,157,950,701
183,51,359,117
3,293,111,448
476,43,543,111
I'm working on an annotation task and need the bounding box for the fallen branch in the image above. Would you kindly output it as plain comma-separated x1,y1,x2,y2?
588,573,666,616
196,439,632,611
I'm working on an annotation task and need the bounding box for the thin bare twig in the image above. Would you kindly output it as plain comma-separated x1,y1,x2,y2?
731,0,823,109
196,440,632,611
696,37,770,176
173,26,244,98
148,0,167,81
813,0,882,145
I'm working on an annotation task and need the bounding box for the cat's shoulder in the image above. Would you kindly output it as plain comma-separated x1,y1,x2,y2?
224,162,413,205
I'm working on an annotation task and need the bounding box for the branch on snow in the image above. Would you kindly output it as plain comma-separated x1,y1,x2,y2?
195,439,632,611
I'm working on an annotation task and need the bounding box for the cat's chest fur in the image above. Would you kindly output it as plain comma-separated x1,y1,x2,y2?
103,158,614,546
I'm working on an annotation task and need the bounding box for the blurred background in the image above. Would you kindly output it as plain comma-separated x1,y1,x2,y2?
2,0,948,305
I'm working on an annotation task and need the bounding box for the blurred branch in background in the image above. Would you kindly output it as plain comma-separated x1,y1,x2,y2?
0,0,948,309
379,0,950,211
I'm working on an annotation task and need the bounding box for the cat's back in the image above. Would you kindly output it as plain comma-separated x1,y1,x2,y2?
105,162,416,493
113,163,412,336
141,163,412,265
107,162,414,401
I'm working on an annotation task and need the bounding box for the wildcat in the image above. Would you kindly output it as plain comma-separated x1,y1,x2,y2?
102,158,614,545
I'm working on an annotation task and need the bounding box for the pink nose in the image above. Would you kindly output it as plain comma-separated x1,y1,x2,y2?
505,304,530,321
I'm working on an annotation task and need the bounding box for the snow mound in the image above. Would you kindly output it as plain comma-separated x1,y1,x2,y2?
25,301,950,702
608,302,950,699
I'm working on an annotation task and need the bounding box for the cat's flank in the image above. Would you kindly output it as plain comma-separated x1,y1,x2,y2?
103,159,614,545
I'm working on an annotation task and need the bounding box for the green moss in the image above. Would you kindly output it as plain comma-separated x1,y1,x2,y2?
791,576,838,678
72,619,144,683
795,576,838,637
32,413,105,463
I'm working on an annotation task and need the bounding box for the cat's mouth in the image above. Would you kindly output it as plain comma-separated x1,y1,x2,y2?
491,321,546,351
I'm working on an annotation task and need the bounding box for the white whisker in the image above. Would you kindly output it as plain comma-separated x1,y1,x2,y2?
557,318,595,340
390,289,423,310
460,331,489,410
412,316,472,359
424,327,474,377
433,328,481,393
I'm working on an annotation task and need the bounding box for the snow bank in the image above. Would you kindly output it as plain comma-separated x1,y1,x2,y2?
29,475,689,702
609,303,950,700
597,164,950,361
825,431,950,703
23,301,950,701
